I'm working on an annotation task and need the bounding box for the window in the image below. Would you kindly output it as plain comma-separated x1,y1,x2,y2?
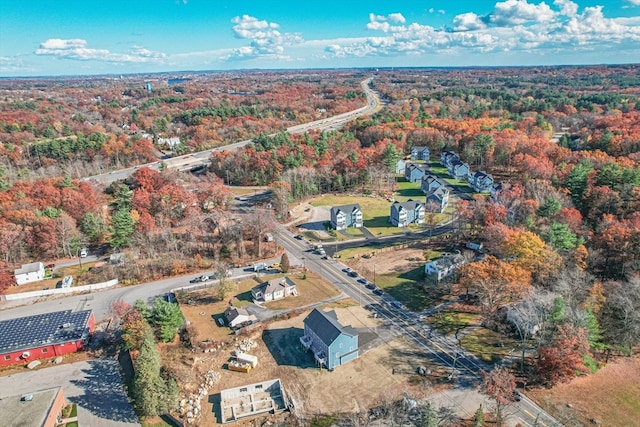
339,343,343,349
255,384,263,389
240,388,248,393
3,355,10,361
336,352,339,359
42,348,48,353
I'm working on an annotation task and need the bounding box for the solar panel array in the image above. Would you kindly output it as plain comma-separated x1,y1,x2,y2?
0,309,92,353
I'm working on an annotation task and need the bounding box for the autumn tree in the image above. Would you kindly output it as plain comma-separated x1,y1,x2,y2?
481,367,517,427
600,277,640,354
458,256,531,323
121,309,151,351
280,252,290,273
0,261,16,294
536,323,589,385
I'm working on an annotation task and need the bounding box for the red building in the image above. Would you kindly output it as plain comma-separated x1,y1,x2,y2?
0,310,95,367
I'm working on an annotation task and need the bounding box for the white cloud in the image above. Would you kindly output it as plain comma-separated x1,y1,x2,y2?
453,12,487,31
490,0,556,26
228,15,303,59
625,0,640,6
388,13,406,24
323,1,640,62
35,38,166,63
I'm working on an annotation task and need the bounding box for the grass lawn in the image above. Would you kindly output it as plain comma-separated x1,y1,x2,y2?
394,179,425,202
459,327,521,364
430,311,481,336
311,195,405,237
260,272,341,310
375,266,434,311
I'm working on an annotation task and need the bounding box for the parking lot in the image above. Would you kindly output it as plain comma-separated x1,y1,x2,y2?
0,359,139,427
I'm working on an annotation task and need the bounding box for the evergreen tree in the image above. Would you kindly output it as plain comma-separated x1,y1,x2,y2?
382,143,401,173
79,212,107,243
110,208,135,249
133,299,152,322
132,330,171,416
417,402,438,427
474,404,485,427
152,298,185,342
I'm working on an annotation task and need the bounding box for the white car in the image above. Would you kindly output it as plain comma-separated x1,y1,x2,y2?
80,247,88,258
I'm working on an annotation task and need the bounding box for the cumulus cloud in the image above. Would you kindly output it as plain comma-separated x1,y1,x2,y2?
625,0,640,6
35,39,166,63
323,1,640,61
453,12,487,31
489,0,556,26
228,15,303,59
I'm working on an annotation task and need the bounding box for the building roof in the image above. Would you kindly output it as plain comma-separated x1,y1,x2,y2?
224,306,249,322
252,277,295,296
391,199,424,214
331,204,361,215
304,309,357,347
14,262,43,276
0,387,63,427
0,310,92,354
426,186,449,203
428,253,465,270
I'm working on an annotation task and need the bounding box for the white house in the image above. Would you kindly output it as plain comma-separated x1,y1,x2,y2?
224,306,257,328
14,262,45,285
330,204,363,231
251,277,297,302
424,253,466,281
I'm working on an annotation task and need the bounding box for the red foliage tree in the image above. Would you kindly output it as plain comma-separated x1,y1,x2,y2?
536,323,590,385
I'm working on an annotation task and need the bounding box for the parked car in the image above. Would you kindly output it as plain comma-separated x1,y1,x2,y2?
357,278,368,284
373,288,384,296
217,318,225,326
80,247,88,258
294,235,303,240
348,271,359,278
365,283,376,290
342,267,352,273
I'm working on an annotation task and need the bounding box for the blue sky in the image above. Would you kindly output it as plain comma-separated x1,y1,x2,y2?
1,0,639,76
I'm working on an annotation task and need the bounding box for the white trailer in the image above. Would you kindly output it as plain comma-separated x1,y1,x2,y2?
235,352,258,368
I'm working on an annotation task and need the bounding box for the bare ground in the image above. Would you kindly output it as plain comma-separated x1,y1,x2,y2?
345,243,432,277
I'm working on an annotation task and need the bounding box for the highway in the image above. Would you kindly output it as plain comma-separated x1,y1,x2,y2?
2,77,560,426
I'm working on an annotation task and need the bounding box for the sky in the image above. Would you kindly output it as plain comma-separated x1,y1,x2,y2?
0,0,639,77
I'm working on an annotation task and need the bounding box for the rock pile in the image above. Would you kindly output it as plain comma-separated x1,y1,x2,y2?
179,370,220,425
237,338,258,353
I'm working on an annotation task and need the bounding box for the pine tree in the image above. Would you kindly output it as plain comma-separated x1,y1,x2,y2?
474,404,485,427
132,330,166,416
417,402,438,427
152,297,184,342
110,208,135,250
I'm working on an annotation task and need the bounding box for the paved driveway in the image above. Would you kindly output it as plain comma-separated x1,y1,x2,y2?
0,359,139,427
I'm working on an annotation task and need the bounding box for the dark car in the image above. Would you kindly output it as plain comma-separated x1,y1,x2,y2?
348,271,359,277
373,288,384,296
365,283,376,290
357,278,368,284
513,391,522,401
294,235,304,240
342,267,351,273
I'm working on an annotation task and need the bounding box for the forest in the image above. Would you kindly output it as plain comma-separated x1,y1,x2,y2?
0,65,639,387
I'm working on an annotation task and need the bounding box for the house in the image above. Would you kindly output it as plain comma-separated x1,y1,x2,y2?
468,171,494,193
448,160,470,180
490,182,504,199
390,200,425,227
251,277,297,302
0,387,67,427
421,173,446,195
395,158,406,174
411,146,430,161
157,137,181,150
425,187,450,213
224,306,257,328
14,262,45,285
404,163,427,183
220,379,287,423
424,253,466,281
0,310,95,367
330,204,363,231
300,308,358,370
440,151,459,168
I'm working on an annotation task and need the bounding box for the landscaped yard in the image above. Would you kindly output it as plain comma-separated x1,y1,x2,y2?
376,266,435,311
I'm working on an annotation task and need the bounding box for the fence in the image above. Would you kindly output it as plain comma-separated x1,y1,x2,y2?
1,279,119,301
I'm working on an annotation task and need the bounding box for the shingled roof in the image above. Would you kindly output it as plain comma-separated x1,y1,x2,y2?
304,308,357,347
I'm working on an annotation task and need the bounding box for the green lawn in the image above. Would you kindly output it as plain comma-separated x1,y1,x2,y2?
430,311,481,336
394,179,425,202
459,327,521,364
375,266,434,311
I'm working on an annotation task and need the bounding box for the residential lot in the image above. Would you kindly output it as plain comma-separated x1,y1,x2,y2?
0,359,139,427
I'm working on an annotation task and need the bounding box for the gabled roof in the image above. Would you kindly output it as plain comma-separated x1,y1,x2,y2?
391,199,424,214
427,187,449,202
0,310,92,354
422,173,445,187
331,204,361,215
412,146,429,153
304,308,357,347
14,262,43,276
252,277,295,296
224,306,249,321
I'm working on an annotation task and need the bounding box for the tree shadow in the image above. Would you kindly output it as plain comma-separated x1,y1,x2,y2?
69,358,139,423
262,327,318,368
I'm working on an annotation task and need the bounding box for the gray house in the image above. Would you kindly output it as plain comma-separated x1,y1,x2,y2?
404,163,427,183
448,160,470,180
468,171,494,193
421,173,446,194
426,187,450,213
330,204,363,231
395,159,407,174
390,200,425,227
440,151,459,168
300,308,358,370
411,146,430,161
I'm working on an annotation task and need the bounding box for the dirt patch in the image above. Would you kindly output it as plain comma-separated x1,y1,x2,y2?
343,243,430,278
528,356,640,427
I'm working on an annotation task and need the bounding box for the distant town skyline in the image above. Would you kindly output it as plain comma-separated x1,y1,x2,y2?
1,0,639,77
